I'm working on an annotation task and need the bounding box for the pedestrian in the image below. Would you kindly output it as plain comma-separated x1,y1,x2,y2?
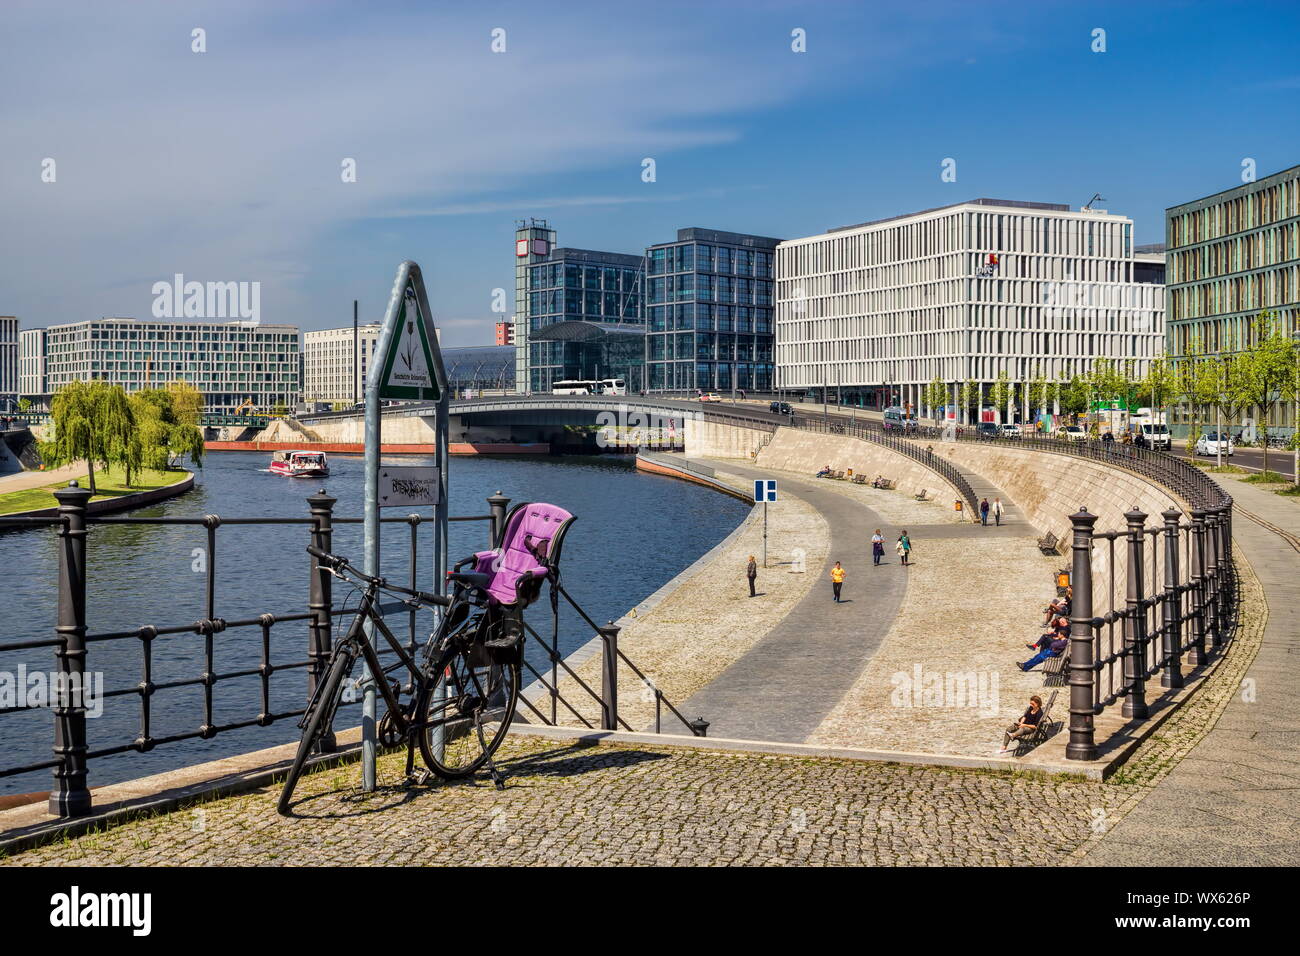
830,561,844,602
871,528,884,566
746,554,758,597
894,536,906,565
979,497,990,525
900,530,912,566
998,695,1044,754
992,497,1004,526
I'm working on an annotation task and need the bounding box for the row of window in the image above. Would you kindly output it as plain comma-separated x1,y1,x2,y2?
1168,172,1300,248
1169,266,1300,321
647,245,774,278
1168,221,1300,284
647,274,773,306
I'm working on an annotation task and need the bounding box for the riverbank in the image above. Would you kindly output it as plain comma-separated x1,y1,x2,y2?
0,464,194,517
205,440,551,455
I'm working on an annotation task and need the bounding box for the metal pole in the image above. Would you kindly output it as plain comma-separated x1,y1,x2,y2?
600,622,619,731
763,500,768,569
1066,507,1098,761
1161,508,1183,689
362,353,381,790
1122,508,1148,719
353,299,359,407
50,481,93,817
1187,509,1207,666
487,491,511,546
307,488,337,752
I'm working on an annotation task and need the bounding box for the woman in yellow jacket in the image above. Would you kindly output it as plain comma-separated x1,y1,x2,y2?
830,561,845,603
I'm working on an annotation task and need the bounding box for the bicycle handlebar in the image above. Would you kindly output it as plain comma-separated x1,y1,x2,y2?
307,545,451,606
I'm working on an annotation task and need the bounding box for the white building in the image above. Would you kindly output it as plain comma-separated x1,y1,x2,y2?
42,318,300,415
0,316,16,411
19,327,47,402
775,198,1165,422
302,324,381,405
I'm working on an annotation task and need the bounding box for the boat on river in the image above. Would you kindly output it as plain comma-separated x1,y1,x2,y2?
269,450,329,478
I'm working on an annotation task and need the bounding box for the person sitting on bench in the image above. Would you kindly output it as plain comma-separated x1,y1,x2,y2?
999,695,1045,753
1042,587,1071,625
871,474,885,488
816,464,833,478
1026,616,1069,651
1020,630,1069,671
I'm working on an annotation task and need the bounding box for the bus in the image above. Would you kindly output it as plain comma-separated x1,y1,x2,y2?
551,378,627,396
882,406,915,430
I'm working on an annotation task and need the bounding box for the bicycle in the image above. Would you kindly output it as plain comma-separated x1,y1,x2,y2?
276,547,524,815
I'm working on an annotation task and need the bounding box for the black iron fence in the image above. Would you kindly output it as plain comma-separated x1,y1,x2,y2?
0,484,698,819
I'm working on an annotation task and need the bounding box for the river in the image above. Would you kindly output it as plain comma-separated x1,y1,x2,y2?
0,451,747,794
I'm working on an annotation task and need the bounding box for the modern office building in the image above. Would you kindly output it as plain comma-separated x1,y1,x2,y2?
18,327,47,404
303,323,381,406
0,316,17,412
42,317,301,414
775,198,1166,421
444,345,515,395
645,228,779,393
512,220,646,393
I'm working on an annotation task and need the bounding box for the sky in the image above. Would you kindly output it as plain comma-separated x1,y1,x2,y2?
3,0,1299,347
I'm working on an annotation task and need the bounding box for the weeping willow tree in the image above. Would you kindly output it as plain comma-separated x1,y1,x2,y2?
131,388,205,471
41,381,138,494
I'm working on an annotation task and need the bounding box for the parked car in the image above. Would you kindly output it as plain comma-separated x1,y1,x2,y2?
976,422,1000,439
1195,432,1234,457
1056,425,1088,441
699,392,721,403
769,401,794,415
998,423,1021,439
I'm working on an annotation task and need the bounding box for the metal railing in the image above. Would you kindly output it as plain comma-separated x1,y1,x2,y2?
0,486,700,818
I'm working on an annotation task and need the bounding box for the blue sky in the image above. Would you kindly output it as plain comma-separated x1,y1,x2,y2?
3,0,1299,346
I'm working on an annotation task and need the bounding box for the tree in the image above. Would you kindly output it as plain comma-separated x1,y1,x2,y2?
988,371,1011,423
1140,355,1178,421
1060,374,1088,419
923,376,948,424
1235,310,1297,474
131,388,205,472
959,380,979,423
17,397,31,413
1029,369,1050,419
1207,358,1248,467
166,379,204,427
41,381,138,494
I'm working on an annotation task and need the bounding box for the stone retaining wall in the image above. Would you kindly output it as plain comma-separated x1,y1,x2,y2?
755,427,966,507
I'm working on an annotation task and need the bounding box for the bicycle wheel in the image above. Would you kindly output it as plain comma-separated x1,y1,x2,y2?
277,643,356,815
417,640,520,779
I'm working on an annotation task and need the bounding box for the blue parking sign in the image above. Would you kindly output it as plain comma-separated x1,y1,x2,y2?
754,479,778,502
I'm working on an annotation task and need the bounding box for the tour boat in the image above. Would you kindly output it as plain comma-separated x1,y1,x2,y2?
269,450,330,478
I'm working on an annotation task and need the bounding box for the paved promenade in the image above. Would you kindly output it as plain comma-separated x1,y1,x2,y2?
1082,475,1300,865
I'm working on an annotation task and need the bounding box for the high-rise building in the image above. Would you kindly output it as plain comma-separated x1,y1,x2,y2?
645,228,778,393
495,320,514,346
0,316,16,412
303,324,381,405
512,220,646,392
18,327,47,403
42,318,300,414
1166,164,1299,357
775,199,1165,421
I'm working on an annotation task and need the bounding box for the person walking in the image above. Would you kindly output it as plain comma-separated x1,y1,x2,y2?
992,497,1004,526
979,497,990,526
746,554,758,597
830,561,845,602
871,528,884,566
900,530,912,566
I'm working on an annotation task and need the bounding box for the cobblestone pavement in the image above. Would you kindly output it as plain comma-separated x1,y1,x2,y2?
5,735,1136,867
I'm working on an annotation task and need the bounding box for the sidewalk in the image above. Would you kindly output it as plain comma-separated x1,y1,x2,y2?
0,463,84,494
1083,475,1300,865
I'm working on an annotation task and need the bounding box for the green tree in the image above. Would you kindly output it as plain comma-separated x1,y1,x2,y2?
959,380,979,422
17,397,31,413
1028,369,1050,418
1140,355,1178,420
988,371,1011,423
166,379,204,427
41,381,138,494
1060,374,1088,419
131,388,205,472
1235,310,1297,474
923,376,948,424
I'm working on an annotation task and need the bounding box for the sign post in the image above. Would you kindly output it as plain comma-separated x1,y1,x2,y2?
363,261,447,791
754,479,777,567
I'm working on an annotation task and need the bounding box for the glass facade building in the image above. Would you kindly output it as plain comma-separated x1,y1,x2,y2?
646,228,778,393
513,221,645,393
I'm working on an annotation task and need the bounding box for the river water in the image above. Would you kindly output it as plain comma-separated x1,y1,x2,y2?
0,451,746,794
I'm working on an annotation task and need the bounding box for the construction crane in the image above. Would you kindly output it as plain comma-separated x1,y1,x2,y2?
1082,193,1106,210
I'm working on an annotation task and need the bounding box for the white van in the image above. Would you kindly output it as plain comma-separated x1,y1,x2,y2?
1137,422,1171,450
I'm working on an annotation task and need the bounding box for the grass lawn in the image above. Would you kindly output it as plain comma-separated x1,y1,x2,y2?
0,464,189,516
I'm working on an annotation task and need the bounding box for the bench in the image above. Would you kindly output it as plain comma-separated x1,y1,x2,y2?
913,488,930,501
871,477,895,490
851,473,868,484
830,470,846,480
1014,690,1061,756
1041,646,1069,686
1037,531,1060,555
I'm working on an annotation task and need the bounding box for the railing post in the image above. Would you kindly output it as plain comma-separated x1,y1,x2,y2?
1067,507,1098,761
1122,508,1149,719
1220,503,1234,626
307,488,337,752
50,481,93,817
599,621,619,731
1187,509,1208,666
1205,508,1222,651
1161,509,1184,689
487,491,511,547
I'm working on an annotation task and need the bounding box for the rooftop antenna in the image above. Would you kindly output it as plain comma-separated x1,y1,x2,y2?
1082,193,1106,210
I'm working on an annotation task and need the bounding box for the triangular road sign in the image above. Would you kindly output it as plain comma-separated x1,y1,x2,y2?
378,281,441,400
